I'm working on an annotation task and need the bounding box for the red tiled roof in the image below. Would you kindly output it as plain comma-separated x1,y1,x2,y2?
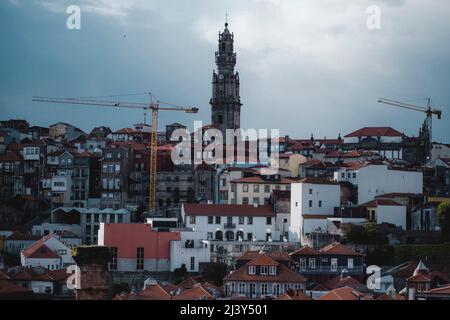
177,275,205,290
318,286,371,300
376,293,405,300
225,255,306,283
183,203,274,217
21,235,59,259
322,275,363,290
359,199,403,207
172,285,215,300
290,246,320,256
0,267,69,282
298,177,338,185
376,193,423,198
407,273,432,283
425,284,450,295
311,284,329,291
344,127,403,138
137,284,172,300
247,255,280,267
319,243,362,256
237,251,290,262
5,231,40,241
276,291,313,300
0,153,21,162
0,280,31,294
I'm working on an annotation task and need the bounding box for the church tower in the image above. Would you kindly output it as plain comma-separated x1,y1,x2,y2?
210,22,242,138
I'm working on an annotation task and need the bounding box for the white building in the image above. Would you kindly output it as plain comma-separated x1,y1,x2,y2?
289,178,340,245
51,173,72,207
51,207,131,245
182,203,278,242
359,199,407,230
169,230,211,272
334,164,423,205
20,235,74,270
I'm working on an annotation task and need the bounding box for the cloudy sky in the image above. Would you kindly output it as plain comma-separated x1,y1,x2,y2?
1,0,449,141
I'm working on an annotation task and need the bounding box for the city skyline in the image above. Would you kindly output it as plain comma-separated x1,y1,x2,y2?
1,0,450,141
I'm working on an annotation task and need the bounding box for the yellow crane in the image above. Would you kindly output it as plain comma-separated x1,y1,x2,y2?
378,98,443,162
33,94,198,215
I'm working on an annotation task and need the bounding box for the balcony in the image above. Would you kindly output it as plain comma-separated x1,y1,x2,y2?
224,223,236,229
294,265,364,274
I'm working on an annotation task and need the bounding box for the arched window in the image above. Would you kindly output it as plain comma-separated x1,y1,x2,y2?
225,230,234,241
215,230,223,241
236,231,244,241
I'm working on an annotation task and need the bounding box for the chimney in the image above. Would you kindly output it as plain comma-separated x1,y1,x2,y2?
72,246,112,300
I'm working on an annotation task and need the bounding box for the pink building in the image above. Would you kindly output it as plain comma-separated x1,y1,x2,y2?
98,223,181,272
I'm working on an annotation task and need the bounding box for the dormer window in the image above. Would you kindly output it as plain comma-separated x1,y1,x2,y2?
260,266,268,275
269,266,277,275
248,266,256,275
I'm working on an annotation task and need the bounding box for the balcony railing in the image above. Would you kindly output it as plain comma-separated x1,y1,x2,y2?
224,223,236,229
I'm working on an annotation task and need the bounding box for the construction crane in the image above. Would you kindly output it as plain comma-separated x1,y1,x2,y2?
32,94,198,215
378,98,442,162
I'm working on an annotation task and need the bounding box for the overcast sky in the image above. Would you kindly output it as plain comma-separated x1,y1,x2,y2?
1,0,449,141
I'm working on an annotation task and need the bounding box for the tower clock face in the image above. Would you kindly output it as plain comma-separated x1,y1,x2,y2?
218,74,224,80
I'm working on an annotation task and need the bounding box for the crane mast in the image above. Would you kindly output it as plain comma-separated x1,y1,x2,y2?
33,94,198,215
378,97,443,163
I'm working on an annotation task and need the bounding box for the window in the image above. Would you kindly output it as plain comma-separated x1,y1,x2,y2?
253,197,260,205
318,201,322,208
261,266,268,275
115,164,120,173
189,215,196,224
238,216,244,224
190,257,195,271
208,216,213,224
247,217,253,225
117,215,123,223
269,266,277,275
243,184,249,192
248,266,256,275
239,283,245,295
247,233,253,241
341,172,345,179
273,283,280,296
215,216,221,224
253,184,259,193
331,258,338,271
348,258,354,269
261,283,268,295
207,232,213,240
309,258,316,269
309,188,313,195
242,197,249,205
264,185,270,193
295,201,298,207
110,247,118,270
136,247,144,270
58,250,67,255
308,200,313,207
347,173,351,179
266,217,272,225
299,258,306,269
352,173,357,179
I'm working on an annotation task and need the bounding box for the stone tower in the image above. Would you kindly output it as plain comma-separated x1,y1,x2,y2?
210,22,242,138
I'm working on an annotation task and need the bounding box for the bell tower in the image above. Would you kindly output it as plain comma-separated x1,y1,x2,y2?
210,22,242,138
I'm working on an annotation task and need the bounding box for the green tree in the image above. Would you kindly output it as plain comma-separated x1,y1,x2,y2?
203,262,228,287
172,265,188,284
437,200,450,241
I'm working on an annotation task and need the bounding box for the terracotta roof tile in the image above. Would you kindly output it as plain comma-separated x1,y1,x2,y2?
319,243,362,256
344,127,403,138
225,255,306,283
318,286,371,300
359,199,403,207
290,246,320,256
